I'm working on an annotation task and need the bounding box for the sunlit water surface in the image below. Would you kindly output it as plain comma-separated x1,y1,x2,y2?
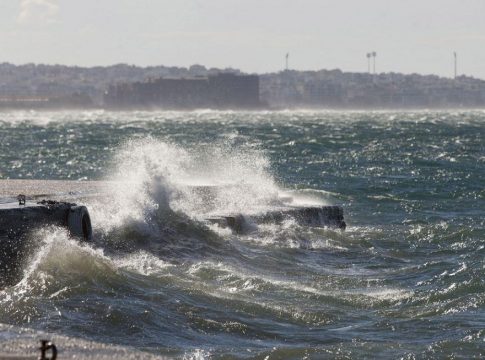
0,110,484,359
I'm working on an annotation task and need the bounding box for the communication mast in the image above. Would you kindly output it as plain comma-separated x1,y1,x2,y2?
285,53,289,71
454,52,457,79
372,51,377,74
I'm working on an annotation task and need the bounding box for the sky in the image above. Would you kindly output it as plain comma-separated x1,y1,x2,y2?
1,0,485,78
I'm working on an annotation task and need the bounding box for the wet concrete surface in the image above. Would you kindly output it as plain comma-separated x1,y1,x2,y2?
0,324,170,359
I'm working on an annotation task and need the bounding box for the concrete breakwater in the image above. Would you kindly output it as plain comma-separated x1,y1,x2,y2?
0,180,345,287
0,180,100,286
0,197,92,287
0,179,113,199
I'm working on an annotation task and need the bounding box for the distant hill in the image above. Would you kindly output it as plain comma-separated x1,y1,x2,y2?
1,62,485,109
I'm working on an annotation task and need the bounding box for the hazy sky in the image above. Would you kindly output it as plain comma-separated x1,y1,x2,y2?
1,0,485,78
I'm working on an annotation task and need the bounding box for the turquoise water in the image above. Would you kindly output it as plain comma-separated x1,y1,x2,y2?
0,110,484,358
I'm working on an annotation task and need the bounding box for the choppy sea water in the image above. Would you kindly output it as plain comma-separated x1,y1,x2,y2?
0,110,484,359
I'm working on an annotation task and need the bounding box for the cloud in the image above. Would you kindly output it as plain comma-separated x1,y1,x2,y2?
17,0,59,24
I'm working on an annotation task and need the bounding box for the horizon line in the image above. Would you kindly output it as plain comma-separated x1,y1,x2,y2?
1,61,481,81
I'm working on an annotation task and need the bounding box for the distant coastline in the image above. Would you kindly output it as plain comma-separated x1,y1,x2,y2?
1,62,485,110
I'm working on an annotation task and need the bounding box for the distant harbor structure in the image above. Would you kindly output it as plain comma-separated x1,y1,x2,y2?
104,73,262,109
0,94,93,110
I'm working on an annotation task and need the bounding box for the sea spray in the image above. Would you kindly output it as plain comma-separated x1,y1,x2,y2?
87,136,286,240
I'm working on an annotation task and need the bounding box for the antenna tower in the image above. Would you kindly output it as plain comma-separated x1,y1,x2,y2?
372,51,377,74
454,52,457,79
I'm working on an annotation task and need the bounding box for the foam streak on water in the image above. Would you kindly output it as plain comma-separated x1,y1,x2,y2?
0,110,484,359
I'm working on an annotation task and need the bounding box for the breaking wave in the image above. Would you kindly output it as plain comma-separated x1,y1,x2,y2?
1,110,484,358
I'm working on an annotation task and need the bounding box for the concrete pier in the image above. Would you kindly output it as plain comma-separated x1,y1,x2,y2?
206,205,346,233
0,179,111,199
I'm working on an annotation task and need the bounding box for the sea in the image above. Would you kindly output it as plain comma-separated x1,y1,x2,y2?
0,110,484,359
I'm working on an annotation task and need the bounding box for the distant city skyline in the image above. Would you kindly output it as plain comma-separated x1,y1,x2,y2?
1,0,484,79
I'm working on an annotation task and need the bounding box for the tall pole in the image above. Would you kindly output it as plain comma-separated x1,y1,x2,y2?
372,51,377,74
285,53,289,71
454,51,457,79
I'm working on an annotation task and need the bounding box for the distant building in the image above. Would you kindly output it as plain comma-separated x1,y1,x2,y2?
104,73,262,109
260,71,485,109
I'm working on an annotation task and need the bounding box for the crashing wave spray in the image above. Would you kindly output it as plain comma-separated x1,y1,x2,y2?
87,137,283,237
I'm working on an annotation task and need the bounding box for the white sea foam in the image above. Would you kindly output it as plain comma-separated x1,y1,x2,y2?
86,137,310,237
354,288,413,301
87,138,188,233
184,260,412,307
114,251,172,276
183,348,212,360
